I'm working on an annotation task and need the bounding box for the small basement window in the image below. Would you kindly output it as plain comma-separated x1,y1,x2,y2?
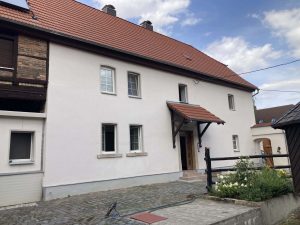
228,94,235,110
102,124,117,152
130,125,142,151
9,132,33,163
179,84,188,103
232,135,240,152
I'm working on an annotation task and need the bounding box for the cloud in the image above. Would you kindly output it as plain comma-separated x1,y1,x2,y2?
93,0,199,34
204,36,281,73
255,78,300,108
181,14,201,26
264,8,300,57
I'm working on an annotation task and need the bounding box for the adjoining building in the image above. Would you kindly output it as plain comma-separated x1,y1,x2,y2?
251,105,294,167
0,0,257,206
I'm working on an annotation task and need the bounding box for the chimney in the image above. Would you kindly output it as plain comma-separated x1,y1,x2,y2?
102,4,116,16
140,20,153,31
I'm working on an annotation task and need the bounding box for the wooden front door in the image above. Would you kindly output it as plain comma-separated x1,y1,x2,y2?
180,131,195,170
263,139,274,167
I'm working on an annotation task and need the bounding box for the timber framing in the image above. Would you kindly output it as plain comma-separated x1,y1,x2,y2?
0,18,256,93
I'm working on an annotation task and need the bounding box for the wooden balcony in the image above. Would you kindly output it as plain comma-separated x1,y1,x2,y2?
0,73,47,101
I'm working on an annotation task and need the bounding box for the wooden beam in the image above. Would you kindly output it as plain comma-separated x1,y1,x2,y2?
200,122,211,138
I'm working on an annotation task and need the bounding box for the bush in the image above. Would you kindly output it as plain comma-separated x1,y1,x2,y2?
211,159,293,202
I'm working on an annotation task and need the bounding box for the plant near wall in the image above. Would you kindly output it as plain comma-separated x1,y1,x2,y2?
212,159,293,202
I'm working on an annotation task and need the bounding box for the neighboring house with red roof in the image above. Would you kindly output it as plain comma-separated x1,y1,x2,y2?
0,0,258,206
251,105,294,167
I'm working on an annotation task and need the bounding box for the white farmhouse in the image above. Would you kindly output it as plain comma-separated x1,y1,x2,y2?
0,0,257,206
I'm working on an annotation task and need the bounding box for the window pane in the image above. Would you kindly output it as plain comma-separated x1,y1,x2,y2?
130,126,140,151
9,133,32,160
101,67,114,93
0,38,14,68
102,125,115,152
179,85,187,103
228,95,235,110
128,73,139,96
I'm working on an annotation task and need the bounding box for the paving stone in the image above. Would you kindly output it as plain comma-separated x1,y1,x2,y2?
0,181,206,225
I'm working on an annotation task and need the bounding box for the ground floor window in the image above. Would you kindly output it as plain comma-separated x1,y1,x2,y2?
130,125,142,151
102,124,117,152
232,135,240,152
9,132,33,163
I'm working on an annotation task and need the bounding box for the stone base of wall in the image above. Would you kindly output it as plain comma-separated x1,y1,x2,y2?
201,193,300,225
43,171,182,200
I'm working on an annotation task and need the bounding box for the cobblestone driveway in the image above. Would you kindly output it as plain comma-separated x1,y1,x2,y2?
0,181,206,225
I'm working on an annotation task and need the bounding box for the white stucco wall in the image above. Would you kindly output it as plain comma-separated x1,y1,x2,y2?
251,126,289,166
43,43,256,187
0,112,45,174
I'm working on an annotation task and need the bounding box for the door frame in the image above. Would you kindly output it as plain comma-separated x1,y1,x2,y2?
179,131,196,170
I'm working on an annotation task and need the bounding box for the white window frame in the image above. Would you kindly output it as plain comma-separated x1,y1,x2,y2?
228,94,235,111
127,72,141,98
101,123,118,154
232,135,240,152
9,130,35,165
129,125,143,152
100,66,116,94
179,84,188,103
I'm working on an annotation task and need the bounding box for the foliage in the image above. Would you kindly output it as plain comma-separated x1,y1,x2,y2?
211,158,293,202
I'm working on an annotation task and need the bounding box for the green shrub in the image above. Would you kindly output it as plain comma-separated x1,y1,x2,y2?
211,159,293,202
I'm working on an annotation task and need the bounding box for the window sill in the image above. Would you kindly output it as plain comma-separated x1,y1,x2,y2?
233,150,240,152
128,95,142,99
9,160,34,165
97,153,122,159
101,92,117,96
126,152,148,157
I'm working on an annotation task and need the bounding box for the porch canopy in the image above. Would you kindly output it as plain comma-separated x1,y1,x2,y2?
167,102,225,148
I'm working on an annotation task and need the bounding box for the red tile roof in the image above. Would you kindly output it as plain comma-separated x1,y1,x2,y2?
167,102,225,124
0,0,257,91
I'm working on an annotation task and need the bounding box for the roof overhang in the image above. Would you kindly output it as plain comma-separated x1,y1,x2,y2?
167,102,225,124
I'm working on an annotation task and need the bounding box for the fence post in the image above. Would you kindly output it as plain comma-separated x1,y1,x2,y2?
205,147,213,191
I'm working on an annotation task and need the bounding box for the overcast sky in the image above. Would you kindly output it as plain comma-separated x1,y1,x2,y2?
79,0,300,109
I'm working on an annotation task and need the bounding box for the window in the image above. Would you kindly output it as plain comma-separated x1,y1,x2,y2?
9,132,33,163
0,36,14,69
179,84,188,103
102,124,117,152
100,66,115,94
128,72,140,97
232,135,239,152
130,125,143,151
228,94,235,110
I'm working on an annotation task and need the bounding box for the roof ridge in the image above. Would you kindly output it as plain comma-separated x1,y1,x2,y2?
72,0,207,56
256,104,295,111
274,102,300,125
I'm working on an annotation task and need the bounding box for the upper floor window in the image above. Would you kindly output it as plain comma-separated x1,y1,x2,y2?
228,94,235,110
128,72,140,97
100,66,115,94
9,132,33,164
179,84,188,103
232,135,240,152
102,124,117,153
130,125,143,152
0,36,14,69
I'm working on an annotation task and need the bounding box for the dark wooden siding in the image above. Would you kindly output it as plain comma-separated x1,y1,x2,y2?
285,124,300,193
0,37,14,68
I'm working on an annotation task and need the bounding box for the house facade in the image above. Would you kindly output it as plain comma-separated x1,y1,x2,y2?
251,105,293,167
0,0,257,206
